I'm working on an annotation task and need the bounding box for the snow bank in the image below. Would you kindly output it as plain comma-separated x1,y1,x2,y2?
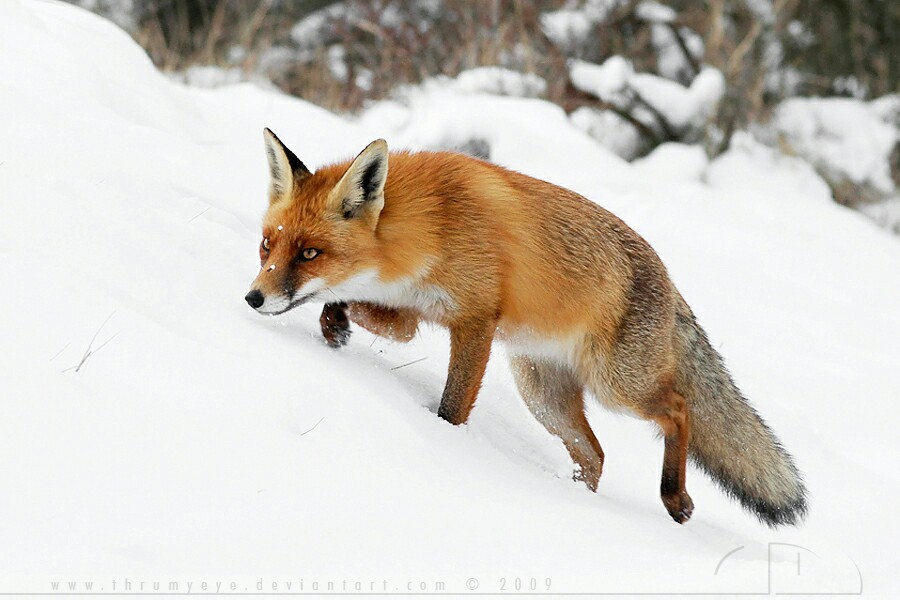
449,67,547,98
358,84,631,191
774,96,898,197
1,0,898,595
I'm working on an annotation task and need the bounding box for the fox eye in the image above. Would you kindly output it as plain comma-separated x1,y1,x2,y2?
262,237,270,252
301,248,320,261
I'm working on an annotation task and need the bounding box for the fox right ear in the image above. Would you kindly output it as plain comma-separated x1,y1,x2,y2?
263,128,311,204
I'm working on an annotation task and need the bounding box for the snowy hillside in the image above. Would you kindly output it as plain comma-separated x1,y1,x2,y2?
2,0,898,596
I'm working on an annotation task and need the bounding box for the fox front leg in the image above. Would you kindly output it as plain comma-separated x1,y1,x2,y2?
320,302,421,347
320,302,351,348
345,303,419,343
437,318,496,425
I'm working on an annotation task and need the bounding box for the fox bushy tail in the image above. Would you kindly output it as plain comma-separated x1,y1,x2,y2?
674,301,808,527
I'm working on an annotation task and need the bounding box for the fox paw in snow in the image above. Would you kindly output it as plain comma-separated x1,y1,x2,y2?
320,302,351,348
662,491,694,524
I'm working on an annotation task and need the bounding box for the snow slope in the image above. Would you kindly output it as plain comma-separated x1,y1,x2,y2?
1,0,898,595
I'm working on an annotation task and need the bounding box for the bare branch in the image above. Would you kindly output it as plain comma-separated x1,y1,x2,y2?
63,312,119,374
49,342,70,362
391,357,428,371
187,207,211,223
299,416,325,436
667,23,700,79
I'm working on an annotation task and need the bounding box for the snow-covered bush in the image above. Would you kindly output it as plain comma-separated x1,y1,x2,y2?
767,95,900,232
541,0,623,54
569,107,644,160
773,97,898,202
569,57,725,156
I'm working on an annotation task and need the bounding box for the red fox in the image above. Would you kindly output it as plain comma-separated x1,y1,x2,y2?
246,129,807,526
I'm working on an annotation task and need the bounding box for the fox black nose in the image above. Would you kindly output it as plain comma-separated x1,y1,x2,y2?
245,289,265,309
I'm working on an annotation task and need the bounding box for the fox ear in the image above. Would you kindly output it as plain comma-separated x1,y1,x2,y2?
263,128,310,204
334,139,389,223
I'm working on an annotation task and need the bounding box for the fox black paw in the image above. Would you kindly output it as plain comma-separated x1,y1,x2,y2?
320,302,351,348
662,491,694,524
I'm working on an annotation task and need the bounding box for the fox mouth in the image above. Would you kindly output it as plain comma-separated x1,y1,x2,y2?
259,292,316,316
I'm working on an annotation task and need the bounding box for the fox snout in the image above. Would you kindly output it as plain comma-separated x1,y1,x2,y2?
245,289,265,309
243,287,294,314
244,282,320,315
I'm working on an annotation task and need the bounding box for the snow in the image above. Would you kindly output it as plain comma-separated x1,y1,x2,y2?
773,96,899,196
569,107,644,160
570,57,725,134
359,85,630,184
869,93,900,125
635,0,677,23
290,3,343,49
397,67,549,106
629,67,726,131
651,23,704,82
705,133,830,201
860,197,900,235
632,142,709,183
1,0,898,596
540,0,620,52
569,56,634,101
449,67,547,98
744,0,776,23
770,95,900,232
541,9,595,52
174,65,252,89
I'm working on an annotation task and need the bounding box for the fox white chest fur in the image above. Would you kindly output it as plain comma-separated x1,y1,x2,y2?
329,268,455,323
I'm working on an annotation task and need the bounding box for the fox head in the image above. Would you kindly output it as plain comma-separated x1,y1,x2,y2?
245,129,389,314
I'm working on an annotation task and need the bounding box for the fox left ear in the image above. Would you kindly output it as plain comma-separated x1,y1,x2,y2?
334,139,388,225
263,128,311,204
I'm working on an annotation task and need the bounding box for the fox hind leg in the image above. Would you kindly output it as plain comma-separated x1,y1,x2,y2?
640,386,693,523
510,355,604,491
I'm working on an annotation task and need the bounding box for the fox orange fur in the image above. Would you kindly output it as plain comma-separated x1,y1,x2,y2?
246,129,808,526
